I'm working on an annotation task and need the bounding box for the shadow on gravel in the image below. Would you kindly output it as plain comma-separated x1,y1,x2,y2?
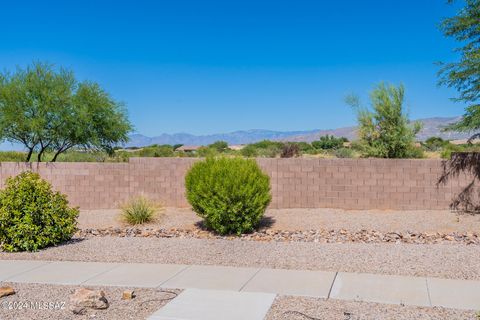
193,216,276,233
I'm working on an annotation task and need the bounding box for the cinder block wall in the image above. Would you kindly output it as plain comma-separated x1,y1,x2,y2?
0,158,470,210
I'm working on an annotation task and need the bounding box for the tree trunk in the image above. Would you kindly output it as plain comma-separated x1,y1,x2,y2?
37,148,44,162
25,148,33,162
51,149,63,162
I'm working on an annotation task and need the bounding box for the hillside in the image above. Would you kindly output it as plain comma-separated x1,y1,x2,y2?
125,116,469,147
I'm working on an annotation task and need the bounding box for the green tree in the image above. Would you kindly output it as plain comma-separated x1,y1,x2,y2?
438,0,480,139
0,62,132,162
208,140,229,152
346,83,422,158
312,135,348,150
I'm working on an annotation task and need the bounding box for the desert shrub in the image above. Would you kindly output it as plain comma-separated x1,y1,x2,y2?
240,145,259,157
421,137,449,151
208,141,229,152
334,147,354,158
312,135,347,150
280,143,300,158
121,196,161,225
250,140,283,149
295,142,314,152
0,151,27,162
440,143,480,159
138,145,174,157
0,172,78,252
185,157,271,235
197,146,218,157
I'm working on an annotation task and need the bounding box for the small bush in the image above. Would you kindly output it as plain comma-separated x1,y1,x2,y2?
240,145,258,157
421,137,449,152
312,135,347,150
208,141,229,152
0,172,78,252
334,147,354,158
121,196,161,225
280,143,300,158
0,151,27,162
185,157,271,235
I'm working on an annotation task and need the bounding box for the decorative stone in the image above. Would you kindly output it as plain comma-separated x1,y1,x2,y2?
75,227,479,245
70,288,109,311
0,286,15,298
122,290,135,300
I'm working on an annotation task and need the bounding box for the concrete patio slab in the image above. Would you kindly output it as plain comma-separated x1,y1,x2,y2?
241,268,336,298
162,265,260,291
84,263,188,288
0,260,51,281
148,288,276,320
427,277,480,310
7,261,118,285
330,272,430,307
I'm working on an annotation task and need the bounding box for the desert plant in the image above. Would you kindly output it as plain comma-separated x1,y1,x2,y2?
0,171,78,252
185,157,271,235
121,196,161,225
280,143,300,158
240,144,259,157
208,141,229,152
346,83,423,158
312,135,347,150
334,147,354,158
422,137,450,152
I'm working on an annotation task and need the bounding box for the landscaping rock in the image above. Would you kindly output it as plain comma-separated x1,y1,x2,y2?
0,286,15,298
76,227,480,245
122,290,135,300
69,288,109,312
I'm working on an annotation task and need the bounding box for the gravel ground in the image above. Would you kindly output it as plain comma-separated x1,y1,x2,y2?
0,282,180,320
79,207,480,233
266,296,477,320
1,237,480,280
1,284,476,320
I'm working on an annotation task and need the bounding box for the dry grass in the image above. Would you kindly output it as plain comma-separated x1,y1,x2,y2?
120,196,164,225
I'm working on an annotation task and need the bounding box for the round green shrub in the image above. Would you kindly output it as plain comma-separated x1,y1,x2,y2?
0,171,79,252
185,157,271,235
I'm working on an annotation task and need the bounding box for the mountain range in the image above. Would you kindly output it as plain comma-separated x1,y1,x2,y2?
125,116,470,147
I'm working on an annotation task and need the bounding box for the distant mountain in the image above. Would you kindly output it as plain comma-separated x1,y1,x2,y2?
124,116,471,147
125,129,319,147
282,116,469,142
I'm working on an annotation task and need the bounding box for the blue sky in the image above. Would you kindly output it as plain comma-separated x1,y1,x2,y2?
0,0,465,136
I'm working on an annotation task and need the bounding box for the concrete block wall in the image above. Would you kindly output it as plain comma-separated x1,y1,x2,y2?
0,158,471,210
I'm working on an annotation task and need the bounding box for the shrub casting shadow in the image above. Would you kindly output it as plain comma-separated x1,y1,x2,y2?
194,216,276,234
438,152,480,213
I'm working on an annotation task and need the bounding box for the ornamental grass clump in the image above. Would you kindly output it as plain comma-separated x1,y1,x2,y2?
121,196,162,225
185,157,271,235
0,171,79,252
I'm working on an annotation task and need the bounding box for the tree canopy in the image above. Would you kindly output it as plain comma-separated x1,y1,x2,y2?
347,83,422,158
0,62,132,161
439,0,480,138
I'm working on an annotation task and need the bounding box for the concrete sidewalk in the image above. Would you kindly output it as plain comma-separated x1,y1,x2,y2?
0,259,479,313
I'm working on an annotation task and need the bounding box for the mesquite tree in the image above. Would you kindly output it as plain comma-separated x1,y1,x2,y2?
0,62,132,161
439,0,480,139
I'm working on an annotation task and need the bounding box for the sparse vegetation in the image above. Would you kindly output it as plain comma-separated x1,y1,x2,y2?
121,196,161,225
280,143,300,158
312,135,347,150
